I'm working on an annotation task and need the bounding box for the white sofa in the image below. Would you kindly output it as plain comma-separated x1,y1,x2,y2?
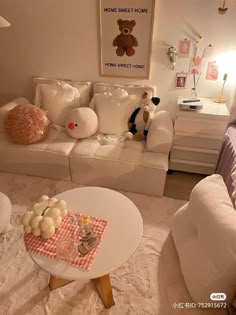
0,83,173,196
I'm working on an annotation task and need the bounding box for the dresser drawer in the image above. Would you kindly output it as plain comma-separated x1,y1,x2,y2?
174,132,223,150
175,117,227,136
170,159,216,175
171,146,219,164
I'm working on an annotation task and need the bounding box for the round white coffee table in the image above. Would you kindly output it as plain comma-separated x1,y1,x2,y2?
30,187,143,308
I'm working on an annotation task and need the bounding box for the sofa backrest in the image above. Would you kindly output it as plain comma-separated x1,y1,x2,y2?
33,77,157,107
33,77,93,106
93,82,157,100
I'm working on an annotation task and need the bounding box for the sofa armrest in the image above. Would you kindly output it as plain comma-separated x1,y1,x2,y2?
0,97,29,112
146,110,173,154
0,97,29,131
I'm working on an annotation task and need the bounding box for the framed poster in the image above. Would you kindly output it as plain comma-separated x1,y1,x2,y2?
99,0,155,79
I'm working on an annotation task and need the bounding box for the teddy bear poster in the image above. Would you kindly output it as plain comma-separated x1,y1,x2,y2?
99,0,155,79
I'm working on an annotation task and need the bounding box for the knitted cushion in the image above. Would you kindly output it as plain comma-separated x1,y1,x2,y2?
4,104,49,145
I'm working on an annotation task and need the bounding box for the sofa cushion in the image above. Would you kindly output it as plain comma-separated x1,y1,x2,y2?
89,88,128,111
171,174,236,304
34,82,80,127
0,126,77,180
69,137,168,196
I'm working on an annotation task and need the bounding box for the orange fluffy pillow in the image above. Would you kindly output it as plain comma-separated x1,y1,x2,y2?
4,104,50,145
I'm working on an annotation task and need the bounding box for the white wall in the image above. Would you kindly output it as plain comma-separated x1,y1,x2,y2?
0,0,236,116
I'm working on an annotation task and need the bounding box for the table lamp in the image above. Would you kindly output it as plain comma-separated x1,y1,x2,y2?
213,73,227,103
0,15,11,28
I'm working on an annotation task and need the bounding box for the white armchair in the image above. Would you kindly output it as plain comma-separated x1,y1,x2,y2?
171,174,236,304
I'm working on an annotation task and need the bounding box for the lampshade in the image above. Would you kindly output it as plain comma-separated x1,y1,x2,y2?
0,15,11,28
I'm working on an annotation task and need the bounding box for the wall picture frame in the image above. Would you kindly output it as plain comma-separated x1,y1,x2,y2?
176,72,187,89
205,61,219,81
178,39,191,58
99,0,155,79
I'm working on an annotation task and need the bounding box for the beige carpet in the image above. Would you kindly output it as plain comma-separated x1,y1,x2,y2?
0,172,226,315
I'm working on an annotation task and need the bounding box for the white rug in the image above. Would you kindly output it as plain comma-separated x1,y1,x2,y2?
0,172,226,315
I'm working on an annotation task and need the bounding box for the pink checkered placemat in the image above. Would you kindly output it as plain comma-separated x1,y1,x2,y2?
24,211,108,270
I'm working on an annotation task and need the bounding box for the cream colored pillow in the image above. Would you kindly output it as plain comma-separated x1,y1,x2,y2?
93,82,157,99
95,94,138,135
33,77,92,106
34,82,80,126
89,88,128,111
69,82,92,106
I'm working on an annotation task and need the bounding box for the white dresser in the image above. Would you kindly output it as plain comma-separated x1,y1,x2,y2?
170,98,230,174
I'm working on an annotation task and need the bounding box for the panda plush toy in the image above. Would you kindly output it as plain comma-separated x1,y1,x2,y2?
126,91,160,141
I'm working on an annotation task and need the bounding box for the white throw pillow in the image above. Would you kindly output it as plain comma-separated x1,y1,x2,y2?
34,82,80,126
33,77,92,106
89,88,128,111
171,174,236,304
70,82,92,106
95,94,138,135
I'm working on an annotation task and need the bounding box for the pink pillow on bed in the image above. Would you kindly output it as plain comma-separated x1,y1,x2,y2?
4,104,50,145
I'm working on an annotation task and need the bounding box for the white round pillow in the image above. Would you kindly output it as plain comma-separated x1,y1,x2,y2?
65,108,98,139
0,192,12,233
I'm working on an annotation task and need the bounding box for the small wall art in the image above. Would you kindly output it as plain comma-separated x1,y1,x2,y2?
178,39,191,58
99,0,155,78
176,72,188,89
205,61,219,81
167,46,177,70
189,56,202,75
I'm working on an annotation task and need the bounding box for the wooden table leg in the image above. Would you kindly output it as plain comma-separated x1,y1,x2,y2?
92,274,115,308
49,275,74,291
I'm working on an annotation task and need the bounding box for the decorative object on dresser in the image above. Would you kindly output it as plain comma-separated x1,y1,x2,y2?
179,99,203,111
170,97,229,175
213,73,228,103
